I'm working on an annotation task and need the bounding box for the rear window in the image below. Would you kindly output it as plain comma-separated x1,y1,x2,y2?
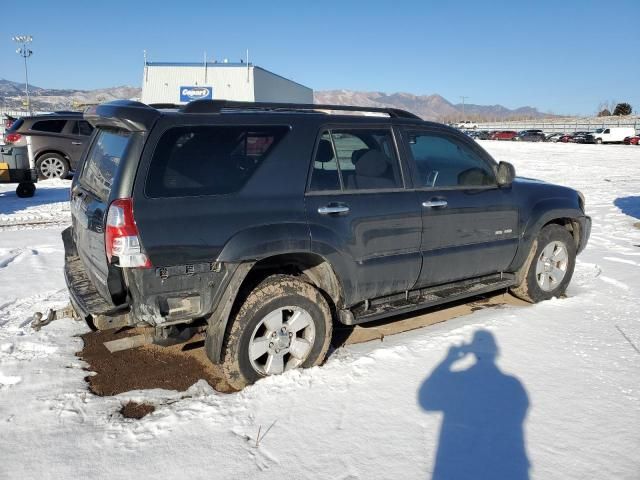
31,119,67,133
146,125,288,198
80,129,131,200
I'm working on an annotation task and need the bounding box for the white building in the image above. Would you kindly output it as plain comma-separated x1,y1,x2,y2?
141,61,313,105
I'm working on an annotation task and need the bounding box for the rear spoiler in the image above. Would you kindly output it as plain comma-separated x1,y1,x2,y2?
84,100,161,132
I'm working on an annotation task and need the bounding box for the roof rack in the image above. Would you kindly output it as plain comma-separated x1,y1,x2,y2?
176,99,422,120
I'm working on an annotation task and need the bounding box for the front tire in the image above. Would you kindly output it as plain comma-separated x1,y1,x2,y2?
511,224,576,303
36,153,69,180
218,276,333,390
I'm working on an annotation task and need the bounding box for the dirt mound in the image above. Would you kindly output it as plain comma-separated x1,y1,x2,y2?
120,401,155,419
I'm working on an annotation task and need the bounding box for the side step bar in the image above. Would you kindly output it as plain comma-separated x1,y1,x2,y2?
341,273,515,325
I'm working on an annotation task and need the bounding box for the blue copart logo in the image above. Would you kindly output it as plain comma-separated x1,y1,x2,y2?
180,86,213,102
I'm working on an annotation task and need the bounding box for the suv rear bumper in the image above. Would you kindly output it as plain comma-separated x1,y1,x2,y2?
62,227,130,327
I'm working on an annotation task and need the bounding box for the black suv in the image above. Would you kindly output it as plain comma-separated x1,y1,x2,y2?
4,112,94,179
64,100,591,390
515,130,546,142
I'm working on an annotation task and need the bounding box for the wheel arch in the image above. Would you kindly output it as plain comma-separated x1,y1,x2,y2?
243,252,344,308
509,197,583,275
206,251,345,364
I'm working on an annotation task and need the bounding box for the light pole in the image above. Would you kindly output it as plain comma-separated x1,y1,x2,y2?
12,35,33,114
460,96,469,120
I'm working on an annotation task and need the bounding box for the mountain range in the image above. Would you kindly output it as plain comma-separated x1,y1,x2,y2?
0,79,553,121
314,90,552,121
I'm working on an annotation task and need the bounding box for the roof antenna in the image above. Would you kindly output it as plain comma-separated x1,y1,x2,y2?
246,48,250,83
143,49,148,82
204,51,207,83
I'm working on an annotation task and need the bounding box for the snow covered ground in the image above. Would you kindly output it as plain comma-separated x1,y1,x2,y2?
1,143,639,479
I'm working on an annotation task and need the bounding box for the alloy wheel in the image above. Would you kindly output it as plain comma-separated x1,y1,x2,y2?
535,241,569,292
248,306,316,375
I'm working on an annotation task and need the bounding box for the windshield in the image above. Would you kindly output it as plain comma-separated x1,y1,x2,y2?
594,128,604,133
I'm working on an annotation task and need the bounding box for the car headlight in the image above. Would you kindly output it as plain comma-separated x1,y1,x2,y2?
577,191,585,212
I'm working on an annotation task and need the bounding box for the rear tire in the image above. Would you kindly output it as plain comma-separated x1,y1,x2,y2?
36,153,69,180
511,224,576,303
218,275,333,391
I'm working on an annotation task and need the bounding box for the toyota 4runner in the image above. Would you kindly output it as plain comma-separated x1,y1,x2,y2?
63,100,591,390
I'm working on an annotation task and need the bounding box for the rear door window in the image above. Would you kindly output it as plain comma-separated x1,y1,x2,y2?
80,129,131,200
30,119,67,133
145,125,288,198
308,128,402,192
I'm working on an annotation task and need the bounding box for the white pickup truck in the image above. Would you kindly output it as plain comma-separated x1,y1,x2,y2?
592,127,636,144
456,120,478,129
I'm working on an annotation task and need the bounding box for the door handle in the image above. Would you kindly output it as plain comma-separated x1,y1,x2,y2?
318,205,350,215
422,200,448,208
71,142,82,145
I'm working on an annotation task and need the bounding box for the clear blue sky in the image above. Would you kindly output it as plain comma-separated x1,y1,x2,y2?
1,0,638,115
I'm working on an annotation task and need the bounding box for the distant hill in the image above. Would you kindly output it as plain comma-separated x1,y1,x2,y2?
0,79,554,121
314,90,555,122
0,79,140,111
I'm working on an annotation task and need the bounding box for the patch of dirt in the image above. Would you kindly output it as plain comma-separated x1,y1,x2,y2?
78,327,234,395
120,401,155,419
78,292,528,396
633,222,640,230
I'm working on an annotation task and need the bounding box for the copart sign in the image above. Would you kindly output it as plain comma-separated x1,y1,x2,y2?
180,86,213,102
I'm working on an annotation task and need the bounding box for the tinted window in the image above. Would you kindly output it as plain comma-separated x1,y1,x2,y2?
146,126,287,198
308,128,402,192
72,121,94,136
80,130,130,200
31,119,67,133
407,132,495,188
309,132,340,191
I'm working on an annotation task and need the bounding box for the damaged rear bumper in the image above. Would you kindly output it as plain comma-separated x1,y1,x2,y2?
62,227,131,330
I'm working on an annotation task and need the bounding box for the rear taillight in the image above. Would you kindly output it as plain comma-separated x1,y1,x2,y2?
105,198,151,268
5,133,22,143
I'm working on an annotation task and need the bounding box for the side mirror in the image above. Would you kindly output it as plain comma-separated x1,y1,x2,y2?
496,161,516,187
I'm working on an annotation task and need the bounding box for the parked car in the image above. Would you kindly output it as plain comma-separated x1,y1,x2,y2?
3,112,94,179
490,130,518,140
570,132,596,144
592,127,636,144
623,134,640,145
515,130,546,142
559,132,590,143
545,133,565,142
63,99,591,390
471,130,493,140
456,120,478,129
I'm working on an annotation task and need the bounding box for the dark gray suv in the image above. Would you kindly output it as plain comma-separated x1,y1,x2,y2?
4,112,94,179
64,99,591,390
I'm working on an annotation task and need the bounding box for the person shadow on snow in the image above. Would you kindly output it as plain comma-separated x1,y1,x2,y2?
418,329,530,480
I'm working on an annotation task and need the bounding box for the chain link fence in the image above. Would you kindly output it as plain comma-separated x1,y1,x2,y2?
474,117,640,134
